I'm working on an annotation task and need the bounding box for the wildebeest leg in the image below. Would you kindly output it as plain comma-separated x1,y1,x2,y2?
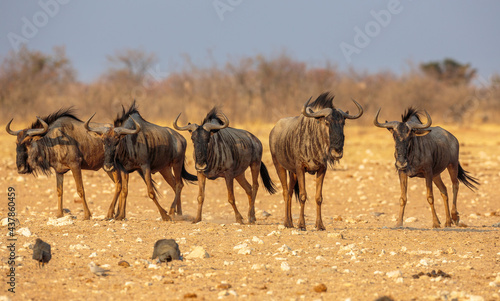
115,171,128,220
433,174,452,227
105,170,122,220
70,167,91,220
235,173,256,224
143,166,170,221
56,173,64,218
296,168,307,231
272,156,292,228
395,171,408,227
447,164,460,225
425,175,441,228
193,172,206,223
314,168,327,231
160,167,183,216
225,175,244,224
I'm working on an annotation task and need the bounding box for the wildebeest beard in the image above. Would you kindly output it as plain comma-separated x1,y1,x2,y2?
25,139,52,176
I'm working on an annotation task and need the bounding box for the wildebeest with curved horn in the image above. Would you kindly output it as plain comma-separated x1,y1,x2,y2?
85,102,197,221
174,107,277,224
269,92,363,230
374,107,478,228
6,109,122,220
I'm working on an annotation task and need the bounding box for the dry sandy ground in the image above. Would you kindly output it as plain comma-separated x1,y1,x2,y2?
0,125,499,301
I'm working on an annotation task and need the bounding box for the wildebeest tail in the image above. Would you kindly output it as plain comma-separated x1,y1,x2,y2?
181,163,198,184
458,163,479,191
260,163,277,194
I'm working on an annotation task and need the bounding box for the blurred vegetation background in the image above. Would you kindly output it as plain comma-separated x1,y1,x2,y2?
1,46,499,126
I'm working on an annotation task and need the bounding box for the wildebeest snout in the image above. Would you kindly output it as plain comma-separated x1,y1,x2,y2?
395,160,408,170
195,162,207,172
103,164,115,172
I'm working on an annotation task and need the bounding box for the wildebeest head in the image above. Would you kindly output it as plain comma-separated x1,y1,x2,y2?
85,113,141,172
6,117,51,174
173,108,229,172
374,107,432,171
301,93,363,162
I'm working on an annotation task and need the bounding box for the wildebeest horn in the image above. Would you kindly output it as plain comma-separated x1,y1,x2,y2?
408,110,432,130
373,108,398,129
5,119,21,136
301,97,333,118
202,112,229,131
84,113,109,134
173,113,198,132
114,115,141,136
338,98,363,119
26,117,49,136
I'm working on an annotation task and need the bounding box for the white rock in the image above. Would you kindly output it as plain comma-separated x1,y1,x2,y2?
17,227,31,237
277,225,286,230
277,244,292,253
251,236,264,244
296,279,306,284
136,237,143,243
281,262,291,271
386,270,402,278
469,296,484,301
152,275,164,281
419,259,430,266
374,271,384,275
233,243,248,250
47,216,74,226
185,246,210,259
89,252,97,258
237,247,252,255
395,277,404,283
147,264,159,269
251,264,265,270
405,217,418,223
267,230,281,236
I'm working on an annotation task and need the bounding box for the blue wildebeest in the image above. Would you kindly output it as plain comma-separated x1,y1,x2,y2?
174,108,277,224
85,102,197,221
269,92,363,230
374,107,479,228
6,109,122,220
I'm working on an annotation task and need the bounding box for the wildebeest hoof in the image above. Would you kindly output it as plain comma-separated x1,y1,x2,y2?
56,212,64,218
432,223,441,228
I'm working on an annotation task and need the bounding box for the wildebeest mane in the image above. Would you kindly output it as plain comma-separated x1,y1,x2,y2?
30,108,81,129
114,100,142,127
401,107,422,123
308,92,335,110
201,107,224,125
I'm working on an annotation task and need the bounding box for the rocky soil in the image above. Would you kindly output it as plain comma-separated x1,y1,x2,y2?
0,125,499,301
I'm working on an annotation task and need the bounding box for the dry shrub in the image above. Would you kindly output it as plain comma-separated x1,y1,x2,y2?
1,47,498,126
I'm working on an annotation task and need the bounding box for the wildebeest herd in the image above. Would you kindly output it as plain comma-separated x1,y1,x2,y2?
7,93,479,267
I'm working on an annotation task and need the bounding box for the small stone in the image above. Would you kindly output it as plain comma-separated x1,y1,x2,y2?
261,211,271,218
183,293,197,299
313,283,327,293
17,227,31,237
216,283,232,290
386,270,402,278
118,260,130,267
405,217,418,223
185,246,210,259
281,262,291,271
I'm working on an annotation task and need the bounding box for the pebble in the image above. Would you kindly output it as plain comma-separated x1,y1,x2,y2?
185,246,210,259
281,262,291,271
405,217,418,223
313,283,327,293
47,216,75,226
386,270,402,278
17,227,31,237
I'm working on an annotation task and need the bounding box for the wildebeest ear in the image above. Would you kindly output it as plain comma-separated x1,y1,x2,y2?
414,129,431,136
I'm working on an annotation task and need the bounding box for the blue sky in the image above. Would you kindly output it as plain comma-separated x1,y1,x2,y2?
1,1,499,83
